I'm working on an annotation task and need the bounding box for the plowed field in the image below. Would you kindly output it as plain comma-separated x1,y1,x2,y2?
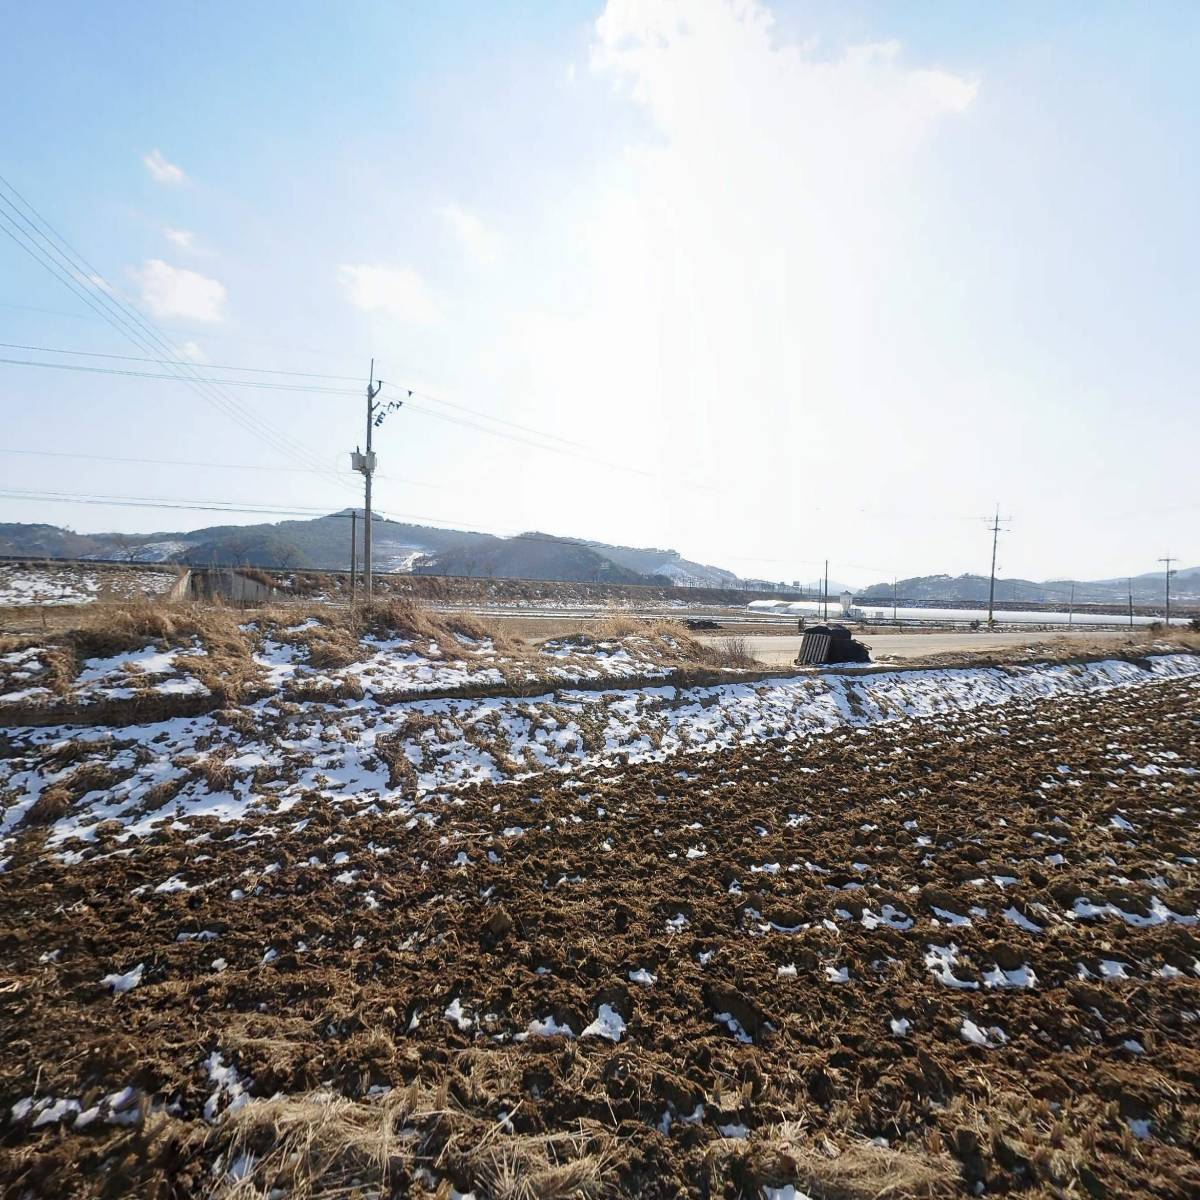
2,672,1198,1198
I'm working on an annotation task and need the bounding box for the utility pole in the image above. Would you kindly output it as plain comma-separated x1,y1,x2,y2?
1128,577,1133,629
363,361,381,599
350,511,358,605
1068,582,1075,627
985,506,1011,630
1159,556,1177,626
892,577,898,623
351,363,406,601
823,559,829,621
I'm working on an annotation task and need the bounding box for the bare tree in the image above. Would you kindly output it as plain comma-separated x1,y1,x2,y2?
107,533,144,563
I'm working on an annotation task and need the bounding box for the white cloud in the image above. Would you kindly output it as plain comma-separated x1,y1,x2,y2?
180,340,206,362
143,149,186,186
130,259,226,322
592,4,977,161
914,67,979,113
474,0,982,573
163,227,194,249
337,263,442,324
439,204,503,266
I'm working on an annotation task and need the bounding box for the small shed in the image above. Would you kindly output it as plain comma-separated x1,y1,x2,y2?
796,624,870,665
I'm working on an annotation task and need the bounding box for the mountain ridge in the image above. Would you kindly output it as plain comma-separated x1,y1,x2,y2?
0,516,765,590
0,519,1193,600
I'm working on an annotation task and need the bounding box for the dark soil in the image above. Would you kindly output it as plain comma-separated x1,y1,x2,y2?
1,679,1198,1197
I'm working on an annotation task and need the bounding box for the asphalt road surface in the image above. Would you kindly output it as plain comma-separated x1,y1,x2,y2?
698,628,1130,665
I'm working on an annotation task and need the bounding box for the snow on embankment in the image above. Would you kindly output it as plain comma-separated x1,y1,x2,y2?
0,564,179,608
0,567,100,607
390,653,1200,790
0,617,704,718
1,652,1197,857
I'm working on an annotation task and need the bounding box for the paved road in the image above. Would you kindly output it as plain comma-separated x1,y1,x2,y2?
698,628,1129,665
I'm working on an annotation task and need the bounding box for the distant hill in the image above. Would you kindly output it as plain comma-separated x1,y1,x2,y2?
857,568,1199,607
0,515,751,589
4,517,1191,599
0,523,112,559
858,573,1043,604
581,542,739,588
414,532,658,584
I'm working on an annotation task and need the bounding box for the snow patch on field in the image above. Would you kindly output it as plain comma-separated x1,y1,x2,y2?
102,963,145,993
0,564,177,606
1,655,1198,854
0,567,99,606
75,644,209,703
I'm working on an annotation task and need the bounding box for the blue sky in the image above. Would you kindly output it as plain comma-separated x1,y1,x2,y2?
1,0,1195,585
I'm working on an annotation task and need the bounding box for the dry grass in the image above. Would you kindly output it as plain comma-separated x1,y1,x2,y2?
64,600,264,702
188,752,239,794
209,1083,614,1200
68,599,237,659
212,1083,442,1199
357,596,513,650
2,596,807,721
23,761,123,826
0,635,75,697
727,1129,959,1200
589,614,751,670
590,613,648,640
469,1130,612,1200
715,635,759,668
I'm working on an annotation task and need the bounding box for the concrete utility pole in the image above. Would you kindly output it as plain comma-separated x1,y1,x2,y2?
1068,582,1075,627
823,559,829,621
1159,556,1177,626
351,362,406,601
892,577,898,623
363,361,382,599
985,506,1011,630
1128,577,1134,628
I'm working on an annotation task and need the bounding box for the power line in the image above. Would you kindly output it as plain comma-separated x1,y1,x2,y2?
0,175,357,493
0,209,353,490
0,305,633,459
0,321,721,490
0,346,722,494
7,483,1169,597
0,338,602,452
0,487,370,519
0,446,451,490
378,380,591,453
0,354,699,486
0,487,578,540
395,394,720,491
0,207,337,468
0,484,849,577
0,355,361,394
0,341,364,382
0,297,372,367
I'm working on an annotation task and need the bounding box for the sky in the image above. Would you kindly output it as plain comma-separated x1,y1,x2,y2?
0,0,1196,587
